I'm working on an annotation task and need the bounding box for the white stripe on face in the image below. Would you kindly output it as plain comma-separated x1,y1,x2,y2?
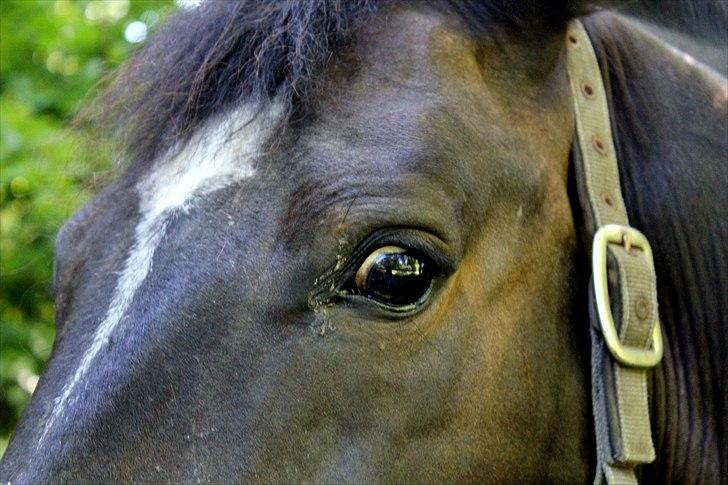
39,103,281,448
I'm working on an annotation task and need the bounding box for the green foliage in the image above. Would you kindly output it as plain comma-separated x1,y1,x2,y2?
0,0,175,456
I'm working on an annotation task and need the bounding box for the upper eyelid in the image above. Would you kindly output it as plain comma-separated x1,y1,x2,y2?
340,229,454,278
311,228,454,301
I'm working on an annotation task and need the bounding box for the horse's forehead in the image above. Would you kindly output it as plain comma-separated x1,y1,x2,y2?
138,103,281,215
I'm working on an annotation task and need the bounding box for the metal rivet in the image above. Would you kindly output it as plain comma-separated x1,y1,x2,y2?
581,81,595,99
592,136,608,156
635,297,650,320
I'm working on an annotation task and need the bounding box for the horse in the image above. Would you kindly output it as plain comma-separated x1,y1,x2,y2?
1,0,725,482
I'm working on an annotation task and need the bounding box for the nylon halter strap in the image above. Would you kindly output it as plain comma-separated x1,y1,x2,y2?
565,20,664,484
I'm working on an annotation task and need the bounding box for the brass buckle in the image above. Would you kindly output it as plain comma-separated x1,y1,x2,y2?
592,224,663,368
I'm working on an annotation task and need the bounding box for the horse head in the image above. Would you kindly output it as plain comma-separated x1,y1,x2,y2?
1,1,725,482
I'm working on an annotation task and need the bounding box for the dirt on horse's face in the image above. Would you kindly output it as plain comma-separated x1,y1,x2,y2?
2,5,593,483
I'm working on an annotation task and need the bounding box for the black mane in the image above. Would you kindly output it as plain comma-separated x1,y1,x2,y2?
624,0,728,75
585,11,727,481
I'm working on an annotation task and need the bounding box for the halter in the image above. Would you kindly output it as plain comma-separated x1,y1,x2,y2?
566,20,664,484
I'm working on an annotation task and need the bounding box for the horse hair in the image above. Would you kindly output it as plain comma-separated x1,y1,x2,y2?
80,0,610,166
80,0,724,168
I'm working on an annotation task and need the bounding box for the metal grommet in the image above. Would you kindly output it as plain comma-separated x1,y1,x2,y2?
592,135,608,156
635,297,650,321
581,81,596,99
601,191,614,207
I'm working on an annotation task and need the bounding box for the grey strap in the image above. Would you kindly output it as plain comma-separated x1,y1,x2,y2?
566,19,664,484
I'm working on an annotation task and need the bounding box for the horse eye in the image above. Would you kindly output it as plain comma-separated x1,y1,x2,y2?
353,246,433,307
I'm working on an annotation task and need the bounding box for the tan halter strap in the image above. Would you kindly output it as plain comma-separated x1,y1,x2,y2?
566,19,664,484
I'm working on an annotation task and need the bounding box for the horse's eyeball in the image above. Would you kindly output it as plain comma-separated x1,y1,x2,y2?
354,246,433,307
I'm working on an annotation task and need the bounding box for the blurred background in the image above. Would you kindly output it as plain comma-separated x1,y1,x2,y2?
0,0,191,456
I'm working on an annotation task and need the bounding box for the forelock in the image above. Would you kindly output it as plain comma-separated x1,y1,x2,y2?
82,0,638,167
86,0,378,164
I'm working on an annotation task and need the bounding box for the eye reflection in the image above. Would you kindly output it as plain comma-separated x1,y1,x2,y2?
354,246,433,307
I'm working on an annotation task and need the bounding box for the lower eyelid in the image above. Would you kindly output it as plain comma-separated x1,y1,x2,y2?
342,275,437,314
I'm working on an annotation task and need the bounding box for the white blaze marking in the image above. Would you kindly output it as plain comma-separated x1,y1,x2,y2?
39,103,280,447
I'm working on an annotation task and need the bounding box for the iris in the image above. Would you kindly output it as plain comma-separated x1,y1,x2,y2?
354,246,433,307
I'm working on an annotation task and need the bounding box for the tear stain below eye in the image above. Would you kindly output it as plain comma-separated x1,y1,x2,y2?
312,301,336,337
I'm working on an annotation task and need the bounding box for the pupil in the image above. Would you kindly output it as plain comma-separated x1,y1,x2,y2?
364,252,431,306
